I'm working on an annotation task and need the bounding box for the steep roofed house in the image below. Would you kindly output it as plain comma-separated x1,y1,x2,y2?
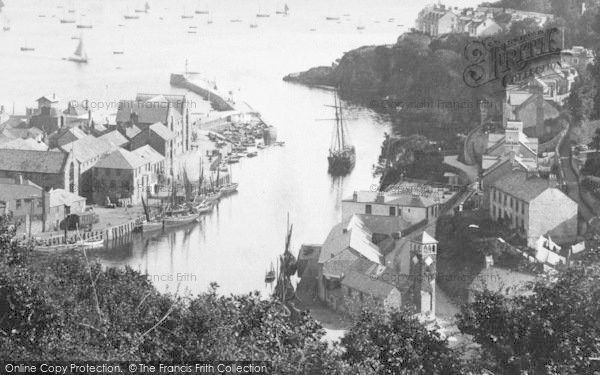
481,121,539,203
116,93,190,155
99,130,129,148
489,171,578,246
131,145,165,195
28,95,66,135
0,149,78,192
503,86,560,137
92,148,148,205
316,213,438,315
415,4,459,36
49,126,87,149
59,135,117,199
130,122,177,171
1,138,48,151
341,190,440,225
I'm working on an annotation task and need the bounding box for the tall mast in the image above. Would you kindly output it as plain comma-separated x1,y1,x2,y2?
334,93,341,151
338,94,345,149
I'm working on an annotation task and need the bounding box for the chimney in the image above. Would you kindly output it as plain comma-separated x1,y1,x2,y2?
485,254,494,268
375,193,385,204
130,112,139,126
352,191,358,202
15,174,24,185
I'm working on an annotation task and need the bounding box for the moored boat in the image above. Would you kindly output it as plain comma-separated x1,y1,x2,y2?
141,220,163,232
219,182,239,195
162,212,199,227
34,243,82,252
326,92,355,176
77,237,104,249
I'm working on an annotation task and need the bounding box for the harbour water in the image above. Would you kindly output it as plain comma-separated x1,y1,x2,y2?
0,0,481,295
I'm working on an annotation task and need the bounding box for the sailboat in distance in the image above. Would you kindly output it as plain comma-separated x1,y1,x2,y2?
327,92,355,176
276,3,289,15
68,37,88,63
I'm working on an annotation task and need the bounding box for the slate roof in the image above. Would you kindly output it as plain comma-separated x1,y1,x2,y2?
319,215,383,265
341,269,398,299
63,104,88,117
0,149,68,174
1,138,48,151
343,191,437,208
149,122,176,140
135,93,186,115
94,148,146,170
59,135,116,164
99,130,129,147
492,171,551,202
116,100,171,125
132,145,165,164
48,188,86,207
0,182,42,201
122,125,142,140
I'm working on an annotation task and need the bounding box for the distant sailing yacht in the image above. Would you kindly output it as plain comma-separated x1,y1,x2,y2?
195,1,209,14
256,1,270,17
20,40,35,52
275,3,289,15
135,1,150,13
68,37,88,63
327,92,355,176
356,18,365,30
124,5,139,19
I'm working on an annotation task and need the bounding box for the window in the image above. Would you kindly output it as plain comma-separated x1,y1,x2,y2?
16,199,21,210
37,199,42,208
493,189,496,201
503,194,507,205
105,169,111,176
115,169,121,176
521,203,525,214
389,206,396,216
493,205,496,218
365,204,372,214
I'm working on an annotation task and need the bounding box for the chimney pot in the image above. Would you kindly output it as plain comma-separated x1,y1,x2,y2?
485,254,494,268
353,191,358,202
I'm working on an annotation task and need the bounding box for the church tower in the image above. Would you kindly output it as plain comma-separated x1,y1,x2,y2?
409,231,438,316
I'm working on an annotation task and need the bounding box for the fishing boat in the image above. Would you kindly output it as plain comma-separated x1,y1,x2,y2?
357,18,365,30
246,151,258,157
249,23,258,28
71,35,80,40
181,7,194,19
273,216,297,303
76,23,93,28
162,212,198,227
326,92,355,176
76,237,104,249
113,50,124,55
34,243,82,252
264,262,276,283
273,141,285,146
188,30,197,34
195,2,209,14
192,199,214,214
230,19,242,23
124,6,140,20
68,37,88,63
325,16,340,21
60,18,76,23
140,197,163,232
256,2,270,18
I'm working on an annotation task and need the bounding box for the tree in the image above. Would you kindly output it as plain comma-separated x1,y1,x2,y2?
567,81,584,126
590,128,600,150
458,265,600,374
341,306,462,374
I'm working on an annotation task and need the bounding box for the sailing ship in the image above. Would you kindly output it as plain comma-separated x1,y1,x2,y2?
264,261,276,283
2,15,10,31
273,216,297,303
135,1,150,13
20,40,35,52
124,6,140,19
162,180,199,228
327,92,355,175
275,3,289,15
68,37,88,63
140,196,163,232
219,165,238,195
256,2,270,17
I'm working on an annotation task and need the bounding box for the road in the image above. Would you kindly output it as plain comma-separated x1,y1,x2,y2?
558,131,597,224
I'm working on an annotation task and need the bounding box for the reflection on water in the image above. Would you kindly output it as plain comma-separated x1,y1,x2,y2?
2,0,482,295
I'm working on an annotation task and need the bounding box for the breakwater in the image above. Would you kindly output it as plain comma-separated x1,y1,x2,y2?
170,74,235,111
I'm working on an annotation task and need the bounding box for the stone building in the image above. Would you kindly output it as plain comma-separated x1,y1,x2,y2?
0,149,78,192
489,171,578,246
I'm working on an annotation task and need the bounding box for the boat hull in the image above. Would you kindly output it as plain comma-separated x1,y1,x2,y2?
163,214,199,228
219,183,239,195
327,151,355,176
142,221,163,232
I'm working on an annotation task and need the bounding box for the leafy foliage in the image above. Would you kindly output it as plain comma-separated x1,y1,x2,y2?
458,265,600,374
342,307,461,375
